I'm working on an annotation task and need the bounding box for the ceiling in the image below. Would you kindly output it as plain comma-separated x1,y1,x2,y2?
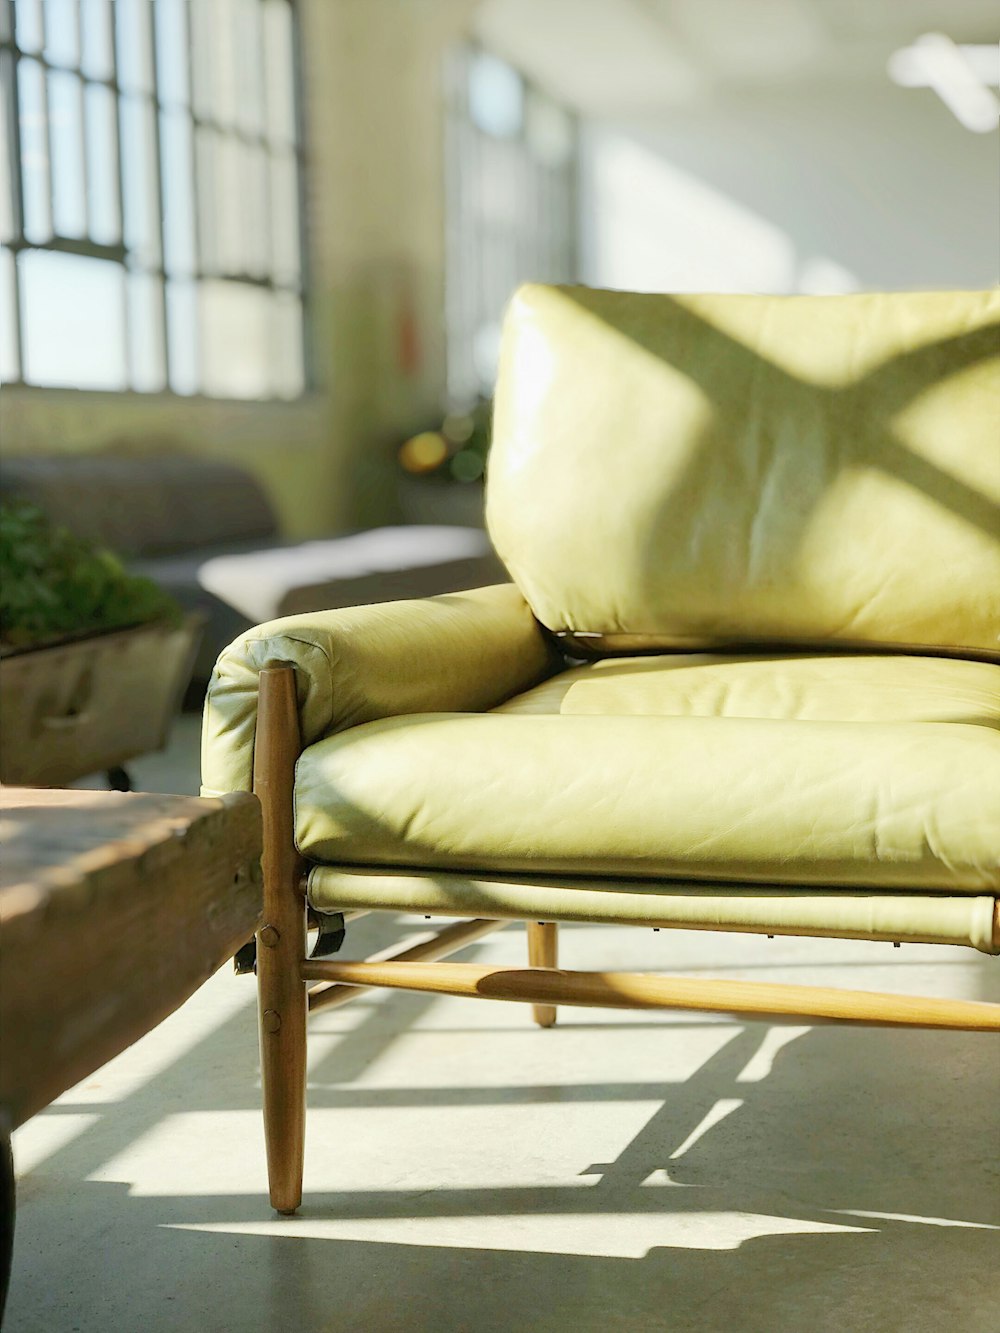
473,0,1000,113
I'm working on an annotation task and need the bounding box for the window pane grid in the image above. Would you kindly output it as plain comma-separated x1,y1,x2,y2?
43,0,80,72
84,77,119,244
48,66,87,238
17,55,51,241
1,47,22,243
445,45,578,405
80,0,114,82
13,0,42,57
1,0,307,398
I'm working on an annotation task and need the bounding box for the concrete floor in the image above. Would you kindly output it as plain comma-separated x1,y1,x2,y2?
6,715,1000,1332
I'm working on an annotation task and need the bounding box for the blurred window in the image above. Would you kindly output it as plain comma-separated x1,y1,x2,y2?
445,46,577,404
0,0,306,398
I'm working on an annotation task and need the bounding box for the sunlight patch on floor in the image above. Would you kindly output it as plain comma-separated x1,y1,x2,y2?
162,1208,876,1258
11,1113,102,1176
829,1209,1000,1231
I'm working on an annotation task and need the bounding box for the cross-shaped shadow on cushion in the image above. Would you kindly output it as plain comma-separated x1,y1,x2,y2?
557,289,999,604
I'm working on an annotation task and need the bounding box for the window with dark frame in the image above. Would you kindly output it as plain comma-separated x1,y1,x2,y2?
0,0,307,399
444,45,578,408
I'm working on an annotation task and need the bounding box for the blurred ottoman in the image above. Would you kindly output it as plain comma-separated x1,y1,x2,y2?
196,524,507,624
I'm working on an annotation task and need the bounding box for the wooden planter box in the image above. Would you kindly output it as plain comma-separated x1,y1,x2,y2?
0,615,202,787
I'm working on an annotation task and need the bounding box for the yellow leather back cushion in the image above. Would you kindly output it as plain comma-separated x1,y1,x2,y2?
486,285,1000,659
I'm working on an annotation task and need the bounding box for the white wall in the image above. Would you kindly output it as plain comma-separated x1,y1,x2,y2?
579,82,999,295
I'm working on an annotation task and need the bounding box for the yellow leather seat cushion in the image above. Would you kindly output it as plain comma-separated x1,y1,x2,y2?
295,652,1000,891
495,652,1000,725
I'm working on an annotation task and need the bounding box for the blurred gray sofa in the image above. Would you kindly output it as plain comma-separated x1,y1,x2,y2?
0,454,505,686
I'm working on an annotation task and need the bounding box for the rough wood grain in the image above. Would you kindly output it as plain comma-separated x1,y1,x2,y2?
0,788,262,1128
298,960,1000,1032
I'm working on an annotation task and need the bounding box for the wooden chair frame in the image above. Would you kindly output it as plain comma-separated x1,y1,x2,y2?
252,665,1000,1214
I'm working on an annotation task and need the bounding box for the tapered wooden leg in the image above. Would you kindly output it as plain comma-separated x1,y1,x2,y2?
253,666,307,1215
527,922,558,1027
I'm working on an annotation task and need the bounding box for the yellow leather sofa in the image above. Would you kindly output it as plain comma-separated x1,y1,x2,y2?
202,285,1000,1213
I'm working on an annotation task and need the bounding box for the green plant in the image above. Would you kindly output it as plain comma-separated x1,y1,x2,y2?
0,501,181,651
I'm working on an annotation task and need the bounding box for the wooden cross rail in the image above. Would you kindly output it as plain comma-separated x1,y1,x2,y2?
299,960,1000,1032
308,918,505,1014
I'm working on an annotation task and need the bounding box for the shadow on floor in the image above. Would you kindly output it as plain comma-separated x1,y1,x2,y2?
6,918,999,1333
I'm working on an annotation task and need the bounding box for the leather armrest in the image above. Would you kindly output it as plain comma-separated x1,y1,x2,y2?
201,583,560,795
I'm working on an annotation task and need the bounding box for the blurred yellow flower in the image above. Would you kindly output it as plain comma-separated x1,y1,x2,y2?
399,431,448,474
